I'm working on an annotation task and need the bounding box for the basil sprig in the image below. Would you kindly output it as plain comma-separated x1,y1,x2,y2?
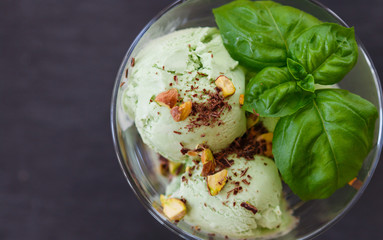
214,0,378,200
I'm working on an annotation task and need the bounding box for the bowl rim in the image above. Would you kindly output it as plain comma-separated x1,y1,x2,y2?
110,0,383,239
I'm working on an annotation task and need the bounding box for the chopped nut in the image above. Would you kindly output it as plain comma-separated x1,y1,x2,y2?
207,169,228,196
215,75,236,97
239,94,244,105
155,88,178,108
169,161,183,175
187,151,198,157
160,195,187,221
348,177,363,190
247,113,260,129
257,133,273,158
201,148,214,164
201,148,216,177
171,101,192,122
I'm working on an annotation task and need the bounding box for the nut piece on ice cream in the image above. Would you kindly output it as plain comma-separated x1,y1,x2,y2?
239,94,244,105
155,88,178,108
257,133,273,158
207,169,228,196
247,113,260,129
201,148,214,164
201,148,216,177
160,195,187,221
169,161,184,175
215,75,236,97
171,101,192,122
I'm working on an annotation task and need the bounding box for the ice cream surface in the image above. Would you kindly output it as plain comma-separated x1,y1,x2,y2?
166,155,295,238
122,27,246,163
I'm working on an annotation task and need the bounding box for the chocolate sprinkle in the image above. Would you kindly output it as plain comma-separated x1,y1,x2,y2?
125,68,129,78
186,88,231,132
130,58,135,67
242,179,250,185
240,202,258,214
240,167,249,178
213,123,269,163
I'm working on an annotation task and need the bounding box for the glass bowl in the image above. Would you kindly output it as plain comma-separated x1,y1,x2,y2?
111,0,383,239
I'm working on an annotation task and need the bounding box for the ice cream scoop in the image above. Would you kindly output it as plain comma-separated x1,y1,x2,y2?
121,27,246,163
165,155,295,238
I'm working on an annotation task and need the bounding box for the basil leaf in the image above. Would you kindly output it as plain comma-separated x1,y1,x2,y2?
273,89,378,200
297,74,315,93
213,0,321,70
243,67,314,117
287,58,308,80
288,23,359,85
287,58,315,92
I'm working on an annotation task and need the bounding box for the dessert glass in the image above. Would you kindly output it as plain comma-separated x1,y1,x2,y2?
111,0,383,239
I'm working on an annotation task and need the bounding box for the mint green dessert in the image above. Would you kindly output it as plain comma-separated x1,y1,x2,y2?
166,156,295,238
118,0,378,239
121,27,246,163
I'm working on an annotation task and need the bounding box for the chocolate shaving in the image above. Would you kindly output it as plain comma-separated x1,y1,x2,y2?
242,179,250,185
181,176,188,183
130,58,135,67
240,167,249,178
173,131,182,135
227,186,243,199
213,123,269,162
186,88,231,132
240,202,258,214
180,146,191,155
180,198,187,204
125,68,129,78
120,82,125,87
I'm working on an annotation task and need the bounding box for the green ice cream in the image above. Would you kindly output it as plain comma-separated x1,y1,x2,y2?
166,155,295,238
122,27,246,163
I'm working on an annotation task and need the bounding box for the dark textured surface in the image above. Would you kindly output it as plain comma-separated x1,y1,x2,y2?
1,0,382,239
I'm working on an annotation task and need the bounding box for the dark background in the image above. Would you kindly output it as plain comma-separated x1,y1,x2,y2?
1,0,382,239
